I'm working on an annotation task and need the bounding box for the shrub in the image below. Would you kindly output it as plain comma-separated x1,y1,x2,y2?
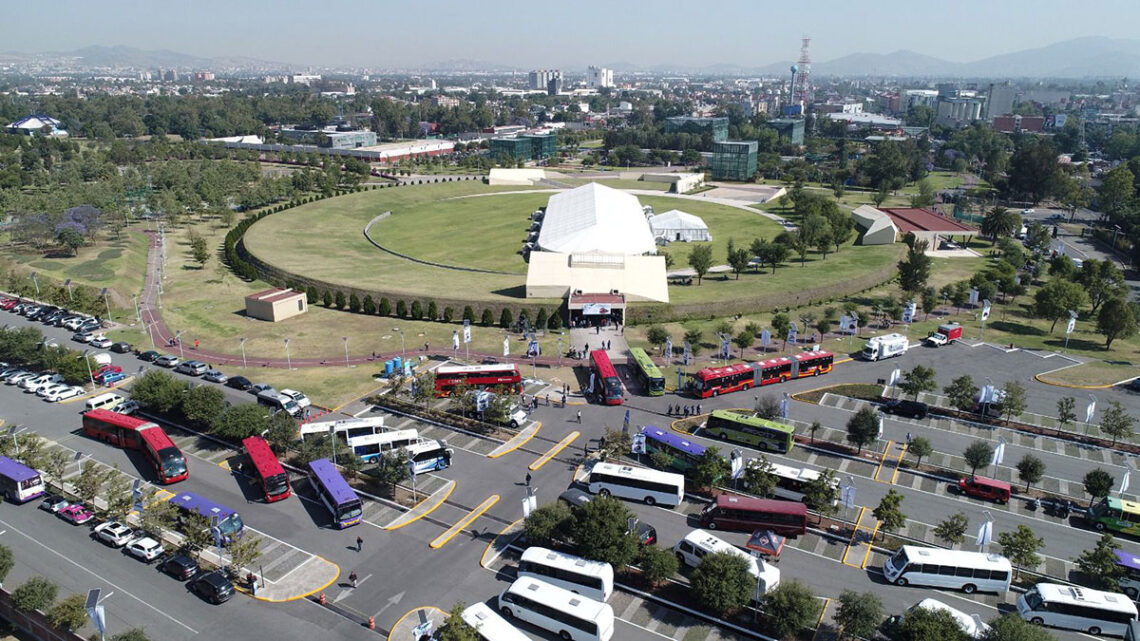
334,291,347,309
321,290,332,307
349,293,361,313
362,294,376,315
427,301,438,321
462,306,475,323
500,308,513,328
11,576,57,612
411,300,424,320
396,300,408,318
379,297,392,316
481,308,494,326
443,306,455,323
535,308,548,329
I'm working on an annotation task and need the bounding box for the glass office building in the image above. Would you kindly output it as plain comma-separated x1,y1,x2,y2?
710,140,758,181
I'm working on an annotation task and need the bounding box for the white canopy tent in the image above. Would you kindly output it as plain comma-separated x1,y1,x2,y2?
649,209,711,243
536,183,657,255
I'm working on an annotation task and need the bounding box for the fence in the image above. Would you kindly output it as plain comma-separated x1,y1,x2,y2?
0,588,86,641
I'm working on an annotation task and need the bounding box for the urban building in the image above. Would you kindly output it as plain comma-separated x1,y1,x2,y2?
986,81,1016,120
547,76,563,95
279,128,377,149
587,66,614,89
765,118,805,145
529,69,561,91
709,140,758,181
7,114,68,137
489,132,556,162
244,288,307,323
935,95,985,127
290,74,322,85
904,89,939,110
193,72,215,82
664,116,728,142
992,114,1045,134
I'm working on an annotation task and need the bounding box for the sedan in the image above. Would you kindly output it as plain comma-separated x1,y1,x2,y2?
90,336,112,349
225,376,253,391
160,553,200,581
71,331,94,343
203,370,228,384
154,355,179,368
57,504,94,525
125,537,164,562
191,570,234,604
110,400,140,415
37,382,71,397
44,386,84,403
6,371,37,385
94,521,136,547
39,494,69,513
110,342,132,354
138,350,160,362
250,383,273,395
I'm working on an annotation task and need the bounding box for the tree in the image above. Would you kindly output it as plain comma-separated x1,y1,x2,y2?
112,629,153,641
47,593,88,631
683,327,704,356
803,469,840,518
871,185,890,207
322,290,333,307
395,299,407,317
499,307,513,329
899,365,937,400
568,495,639,568
910,178,937,208
215,403,270,440
688,244,713,285
523,502,571,547
692,447,731,490
771,313,791,344
907,436,933,469
759,240,790,274
690,551,753,616
74,460,107,509
182,384,227,431
411,300,424,320
1056,396,1077,436
480,308,494,326
191,236,210,267
1097,297,1138,349
45,448,68,490
835,589,885,641
1079,260,1128,314
376,450,410,497
808,420,821,445
981,613,1055,641
0,544,12,584
348,293,361,313
1001,380,1027,424
130,369,188,413
763,580,822,640
226,534,264,572
56,227,85,256
998,525,1044,579
638,545,680,586
180,512,215,557
11,576,57,612
1084,468,1115,506
436,602,479,641
1033,279,1088,332
981,207,1020,244
1007,137,1062,204
741,456,777,497
379,297,392,316
334,290,346,309
1015,454,1045,491
894,606,972,641
873,489,907,536
140,494,178,538
646,326,669,355
897,239,933,295
105,466,132,519
728,246,751,279
944,375,979,413
1100,400,1135,446
265,411,298,452
846,406,879,454
963,441,994,478
934,512,970,548
1075,533,1124,591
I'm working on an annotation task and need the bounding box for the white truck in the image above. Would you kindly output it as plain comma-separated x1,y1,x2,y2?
861,333,909,361
471,391,528,428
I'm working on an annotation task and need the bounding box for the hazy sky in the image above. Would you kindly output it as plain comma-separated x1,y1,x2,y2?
4,0,1138,68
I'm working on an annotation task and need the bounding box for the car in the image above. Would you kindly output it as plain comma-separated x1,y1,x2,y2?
71,331,95,343
96,371,126,385
160,553,200,581
191,570,235,604
94,364,122,377
109,342,132,354
174,360,208,376
61,316,87,330
556,489,657,545
41,338,59,348
37,382,71,397
57,504,94,525
44,386,84,402
6,371,38,385
154,355,179,368
250,383,274,395
23,373,64,393
125,537,164,562
110,399,140,415
38,494,69,513
1,369,29,383
882,399,929,420
138,350,160,362
202,369,228,383
1021,208,1035,214
226,376,253,391
94,521,136,547
1128,378,1140,392
280,388,311,409
89,336,112,349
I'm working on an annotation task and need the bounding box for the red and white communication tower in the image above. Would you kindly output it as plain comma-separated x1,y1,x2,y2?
793,35,812,106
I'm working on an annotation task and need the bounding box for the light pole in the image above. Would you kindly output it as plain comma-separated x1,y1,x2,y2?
393,327,405,358
132,293,141,324
30,272,39,297
342,337,349,368
1112,225,1122,258
64,278,73,302
145,321,156,350
101,287,112,322
239,337,247,368
9,426,27,456
85,589,107,641
175,330,184,360
82,350,95,386
284,338,292,370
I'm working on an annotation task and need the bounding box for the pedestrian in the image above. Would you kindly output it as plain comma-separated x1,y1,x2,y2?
425,342,429,351
525,472,532,486
194,339,199,349
906,432,912,445
697,403,702,415
356,536,363,552
576,410,582,424
596,325,600,334
585,342,589,353
561,392,566,407
349,571,358,588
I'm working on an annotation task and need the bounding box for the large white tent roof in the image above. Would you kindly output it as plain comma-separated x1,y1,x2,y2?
650,209,708,230
537,183,656,255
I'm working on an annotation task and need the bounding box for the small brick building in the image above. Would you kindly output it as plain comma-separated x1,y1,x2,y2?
244,288,307,322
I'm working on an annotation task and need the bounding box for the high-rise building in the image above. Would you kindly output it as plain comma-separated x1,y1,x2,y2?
710,141,758,181
528,69,561,91
587,66,614,89
986,82,1016,120
664,116,728,142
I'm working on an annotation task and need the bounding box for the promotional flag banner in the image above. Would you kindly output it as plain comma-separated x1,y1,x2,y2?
981,300,992,322
969,288,979,305
1066,312,1077,335
463,321,471,344
760,329,771,346
503,336,510,356
1087,397,1097,424
976,520,993,546
665,337,673,359
452,331,459,350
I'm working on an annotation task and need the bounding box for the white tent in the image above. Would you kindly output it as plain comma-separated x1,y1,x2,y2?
536,183,656,255
649,209,711,243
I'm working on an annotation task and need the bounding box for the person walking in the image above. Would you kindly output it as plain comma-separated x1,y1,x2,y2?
906,432,912,445
194,339,199,350
356,536,363,552
349,571,358,588
576,410,582,424
697,403,702,415
525,472,532,487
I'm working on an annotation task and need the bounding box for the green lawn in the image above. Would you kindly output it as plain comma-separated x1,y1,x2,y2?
0,228,151,306
556,178,671,191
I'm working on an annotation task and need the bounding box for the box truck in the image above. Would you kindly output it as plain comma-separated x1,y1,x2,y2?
861,333,909,361
925,322,963,347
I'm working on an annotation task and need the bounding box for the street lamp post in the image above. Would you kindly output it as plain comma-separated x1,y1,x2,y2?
239,337,247,368
175,330,184,360
64,279,73,302
30,272,39,297
82,350,95,386
343,336,349,368
132,294,141,324
9,426,27,456
1112,225,1122,258
393,327,405,359
284,338,292,370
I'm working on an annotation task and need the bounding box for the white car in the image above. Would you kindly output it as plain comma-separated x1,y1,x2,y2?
94,521,136,547
22,373,63,393
37,382,71,397
6,371,37,385
44,386,84,402
89,336,112,349
281,389,311,409
125,537,164,562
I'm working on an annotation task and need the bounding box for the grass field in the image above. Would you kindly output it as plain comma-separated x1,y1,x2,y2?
557,178,671,191
1036,361,1139,388
0,229,151,306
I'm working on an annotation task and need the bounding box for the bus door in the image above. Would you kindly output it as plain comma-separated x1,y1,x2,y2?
789,359,800,378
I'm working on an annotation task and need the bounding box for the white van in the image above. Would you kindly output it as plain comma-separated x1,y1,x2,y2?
257,390,301,417
280,389,311,409
85,392,125,412
893,599,991,640
673,529,780,595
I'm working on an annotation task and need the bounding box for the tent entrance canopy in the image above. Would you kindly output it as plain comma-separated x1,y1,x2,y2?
569,292,625,326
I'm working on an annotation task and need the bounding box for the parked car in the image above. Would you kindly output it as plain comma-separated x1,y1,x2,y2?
37,382,71,397
138,350,160,362
96,371,126,385
250,383,274,395
94,521,136,547
41,338,59,348
110,400,140,415
23,373,64,393
39,494,69,513
191,570,234,604
281,389,311,409
125,537,164,562
225,376,253,391
882,399,929,420
71,331,95,343
44,385,84,402
89,336,112,349
953,476,1011,504
6,371,38,385
154,355,179,368
203,370,228,384
93,364,122,377
110,342,132,354
160,553,199,581
175,361,208,376
57,504,94,525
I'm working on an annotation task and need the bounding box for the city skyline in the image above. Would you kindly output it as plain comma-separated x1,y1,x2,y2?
2,0,1139,70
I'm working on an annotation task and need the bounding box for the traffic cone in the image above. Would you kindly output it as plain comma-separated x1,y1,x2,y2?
368,616,375,630
319,592,326,605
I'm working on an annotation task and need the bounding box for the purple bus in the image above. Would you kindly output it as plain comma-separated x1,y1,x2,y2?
639,426,707,476
169,491,245,543
307,458,362,529
0,455,45,504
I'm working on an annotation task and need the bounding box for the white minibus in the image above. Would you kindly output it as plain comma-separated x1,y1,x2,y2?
585,462,684,507
498,578,614,641
884,546,1012,594
1018,583,1138,637
461,602,532,641
519,547,614,602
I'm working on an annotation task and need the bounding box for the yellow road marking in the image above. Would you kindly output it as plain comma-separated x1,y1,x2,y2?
840,507,867,567
219,460,231,470
153,489,175,502
481,517,524,568
487,422,540,459
528,431,579,471
873,441,893,483
889,444,908,484
384,481,455,530
859,521,882,569
813,598,832,641
387,606,448,641
429,495,500,549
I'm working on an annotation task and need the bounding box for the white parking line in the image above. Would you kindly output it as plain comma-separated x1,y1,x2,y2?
0,517,198,634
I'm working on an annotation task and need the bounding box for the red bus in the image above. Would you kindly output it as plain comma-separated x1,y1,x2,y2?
698,494,807,536
242,436,291,502
589,350,624,405
433,363,522,397
81,409,188,484
691,350,834,398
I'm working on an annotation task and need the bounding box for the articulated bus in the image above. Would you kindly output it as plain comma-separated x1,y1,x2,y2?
628,348,665,396
241,436,291,503
0,455,45,504
434,363,522,397
347,429,420,464
639,426,708,477
82,409,188,484
1089,497,1140,536
308,458,363,528
588,350,623,405
690,350,833,399
703,410,796,454
169,491,246,543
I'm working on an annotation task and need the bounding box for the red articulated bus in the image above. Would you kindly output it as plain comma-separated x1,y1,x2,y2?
698,494,808,536
242,436,291,503
691,350,833,398
81,409,188,484
589,350,624,405
433,363,522,397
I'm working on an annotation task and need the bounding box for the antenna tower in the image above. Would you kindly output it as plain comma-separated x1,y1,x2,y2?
794,35,812,106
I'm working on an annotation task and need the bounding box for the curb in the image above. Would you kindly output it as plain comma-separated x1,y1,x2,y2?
384,480,456,530
238,555,341,603
487,422,540,459
1033,372,1130,390
480,518,524,568
387,606,448,641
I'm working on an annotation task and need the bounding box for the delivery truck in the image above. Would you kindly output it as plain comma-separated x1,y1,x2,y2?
861,333,909,361
925,322,963,347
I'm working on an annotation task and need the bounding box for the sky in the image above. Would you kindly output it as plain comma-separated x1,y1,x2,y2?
3,0,1139,69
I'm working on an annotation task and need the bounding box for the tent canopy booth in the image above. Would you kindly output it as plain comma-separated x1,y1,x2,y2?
568,292,625,329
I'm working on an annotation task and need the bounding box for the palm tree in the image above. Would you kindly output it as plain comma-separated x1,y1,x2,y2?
981,206,1018,245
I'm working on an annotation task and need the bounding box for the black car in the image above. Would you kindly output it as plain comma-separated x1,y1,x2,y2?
160,553,199,581
882,399,929,420
226,376,253,391
110,342,132,354
191,570,234,604
138,350,160,362
557,489,657,545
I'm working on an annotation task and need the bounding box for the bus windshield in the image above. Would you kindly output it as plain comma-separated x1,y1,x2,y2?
604,377,622,396
337,499,363,522
218,513,245,538
1024,589,1043,610
160,448,187,478
265,473,290,497
890,548,909,570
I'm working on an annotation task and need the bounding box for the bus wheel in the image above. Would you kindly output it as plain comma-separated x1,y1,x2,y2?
560,631,572,640
814,369,820,376
500,607,514,620
644,496,656,507
893,577,907,586
1095,521,1106,531
1031,618,1043,626
599,488,611,497
962,584,976,594
1088,627,1101,636
712,390,719,397
743,383,750,391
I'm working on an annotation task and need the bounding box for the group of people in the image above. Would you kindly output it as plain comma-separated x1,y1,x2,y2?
666,403,702,417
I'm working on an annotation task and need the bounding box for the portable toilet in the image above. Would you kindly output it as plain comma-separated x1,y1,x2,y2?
394,356,402,371
384,360,394,376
